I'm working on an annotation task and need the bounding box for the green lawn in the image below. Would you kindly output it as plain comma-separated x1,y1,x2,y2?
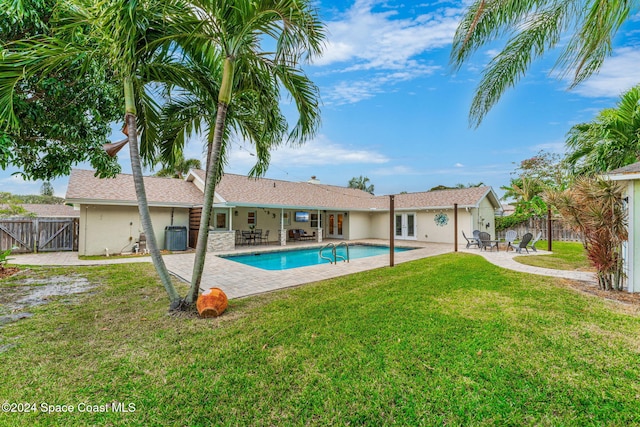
1,254,638,426
514,240,593,271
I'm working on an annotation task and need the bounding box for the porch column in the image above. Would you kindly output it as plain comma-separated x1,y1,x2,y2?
317,209,323,243
279,208,286,246
228,207,233,231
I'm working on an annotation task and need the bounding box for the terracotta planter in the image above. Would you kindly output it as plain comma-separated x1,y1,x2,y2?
196,287,228,318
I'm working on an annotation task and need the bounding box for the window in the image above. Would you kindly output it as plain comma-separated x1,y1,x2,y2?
310,213,322,228
247,211,256,226
215,213,226,229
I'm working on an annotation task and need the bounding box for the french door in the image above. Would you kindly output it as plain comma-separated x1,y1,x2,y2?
395,213,416,240
328,213,344,237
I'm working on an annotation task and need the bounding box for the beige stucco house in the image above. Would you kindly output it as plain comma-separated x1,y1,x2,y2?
65,169,501,255
606,162,640,293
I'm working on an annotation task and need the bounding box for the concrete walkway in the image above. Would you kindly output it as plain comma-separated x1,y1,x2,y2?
9,241,596,299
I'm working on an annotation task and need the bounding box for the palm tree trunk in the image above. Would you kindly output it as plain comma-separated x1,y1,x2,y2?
124,77,181,309
186,58,234,305
186,101,228,304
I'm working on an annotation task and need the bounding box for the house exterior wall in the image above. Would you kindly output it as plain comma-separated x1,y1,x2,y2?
369,212,389,239
346,211,371,239
78,204,189,255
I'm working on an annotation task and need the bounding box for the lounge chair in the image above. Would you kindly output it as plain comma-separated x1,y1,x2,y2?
504,230,517,251
528,231,542,252
478,231,498,251
515,232,533,254
462,230,479,249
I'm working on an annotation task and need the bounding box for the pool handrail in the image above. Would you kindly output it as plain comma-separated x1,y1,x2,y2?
319,242,350,264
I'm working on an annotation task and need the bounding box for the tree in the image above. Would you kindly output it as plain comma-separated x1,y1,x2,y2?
0,0,122,180
451,0,635,127
565,85,640,175
348,176,374,194
183,0,325,306
429,182,484,191
0,0,201,309
40,181,54,197
545,177,627,290
154,157,202,179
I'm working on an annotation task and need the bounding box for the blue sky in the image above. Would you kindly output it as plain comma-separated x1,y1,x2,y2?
3,0,640,199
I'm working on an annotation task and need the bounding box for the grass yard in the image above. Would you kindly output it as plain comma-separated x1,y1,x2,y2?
514,240,593,271
1,253,639,426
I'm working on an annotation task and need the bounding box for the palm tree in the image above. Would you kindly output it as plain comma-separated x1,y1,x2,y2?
183,0,325,305
348,175,375,194
155,156,202,179
0,0,200,309
544,177,627,290
450,0,635,127
565,85,640,175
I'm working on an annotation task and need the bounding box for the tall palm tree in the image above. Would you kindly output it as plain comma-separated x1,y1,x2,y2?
348,175,375,194
0,0,200,309
565,85,640,175
450,0,635,127
183,0,325,305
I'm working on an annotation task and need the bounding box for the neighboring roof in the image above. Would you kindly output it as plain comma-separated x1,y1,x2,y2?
606,161,640,180
21,204,79,217
0,204,79,217
65,169,203,207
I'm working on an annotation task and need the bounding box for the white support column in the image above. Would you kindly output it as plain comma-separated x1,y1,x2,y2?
228,207,233,231
279,208,286,246
630,182,639,293
317,209,323,243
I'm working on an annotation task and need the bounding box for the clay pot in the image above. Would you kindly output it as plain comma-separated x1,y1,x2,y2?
196,287,228,318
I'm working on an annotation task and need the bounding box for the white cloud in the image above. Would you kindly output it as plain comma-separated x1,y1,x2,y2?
571,47,640,98
315,0,462,70
313,0,462,104
323,67,440,104
226,135,389,172
454,162,464,167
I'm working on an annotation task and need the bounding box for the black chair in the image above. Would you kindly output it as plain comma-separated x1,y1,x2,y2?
515,233,533,253
462,230,479,249
478,231,498,251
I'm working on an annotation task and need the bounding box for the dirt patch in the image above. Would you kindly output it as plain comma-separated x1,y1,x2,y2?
561,279,640,313
0,267,20,280
0,275,98,325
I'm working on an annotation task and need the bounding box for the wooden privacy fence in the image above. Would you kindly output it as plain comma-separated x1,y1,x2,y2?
496,219,582,242
0,217,79,253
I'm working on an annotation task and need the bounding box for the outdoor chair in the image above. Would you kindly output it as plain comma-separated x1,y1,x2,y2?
258,230,270,245
478,231,498,251
462,230,479,249
235,229,242,246
505,230,517,251
515,232,533,253
528,231,542,252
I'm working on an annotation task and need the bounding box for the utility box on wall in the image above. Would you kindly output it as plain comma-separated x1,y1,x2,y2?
165,226,187,251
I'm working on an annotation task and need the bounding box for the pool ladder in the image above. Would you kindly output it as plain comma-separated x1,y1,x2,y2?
319,242,350,264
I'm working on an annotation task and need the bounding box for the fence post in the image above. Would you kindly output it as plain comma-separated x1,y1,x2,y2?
547,208,552,252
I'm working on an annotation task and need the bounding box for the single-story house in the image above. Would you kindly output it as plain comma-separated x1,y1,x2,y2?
606,162,640,293
65,169,502,255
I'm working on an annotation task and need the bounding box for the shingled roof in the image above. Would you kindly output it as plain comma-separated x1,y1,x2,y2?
66,169,500,211
188,170,380,210
65,169,203,207
607,161,640,179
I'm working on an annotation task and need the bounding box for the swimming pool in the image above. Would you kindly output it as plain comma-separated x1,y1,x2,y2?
221,244,413,271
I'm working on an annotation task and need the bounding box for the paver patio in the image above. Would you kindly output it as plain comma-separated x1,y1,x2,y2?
9,240,596,299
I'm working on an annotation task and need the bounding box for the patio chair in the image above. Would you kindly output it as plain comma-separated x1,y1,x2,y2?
515,232,533,254
478,231,498,251
258,230,270,245
241,230,253,246
528,231,542,252
504,230,517,251
235,229,242,246
462,230,479,249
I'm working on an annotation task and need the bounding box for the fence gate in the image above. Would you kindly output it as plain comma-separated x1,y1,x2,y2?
0,217,78,253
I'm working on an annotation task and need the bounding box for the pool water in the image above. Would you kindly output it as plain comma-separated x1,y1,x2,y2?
221,244,413,271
